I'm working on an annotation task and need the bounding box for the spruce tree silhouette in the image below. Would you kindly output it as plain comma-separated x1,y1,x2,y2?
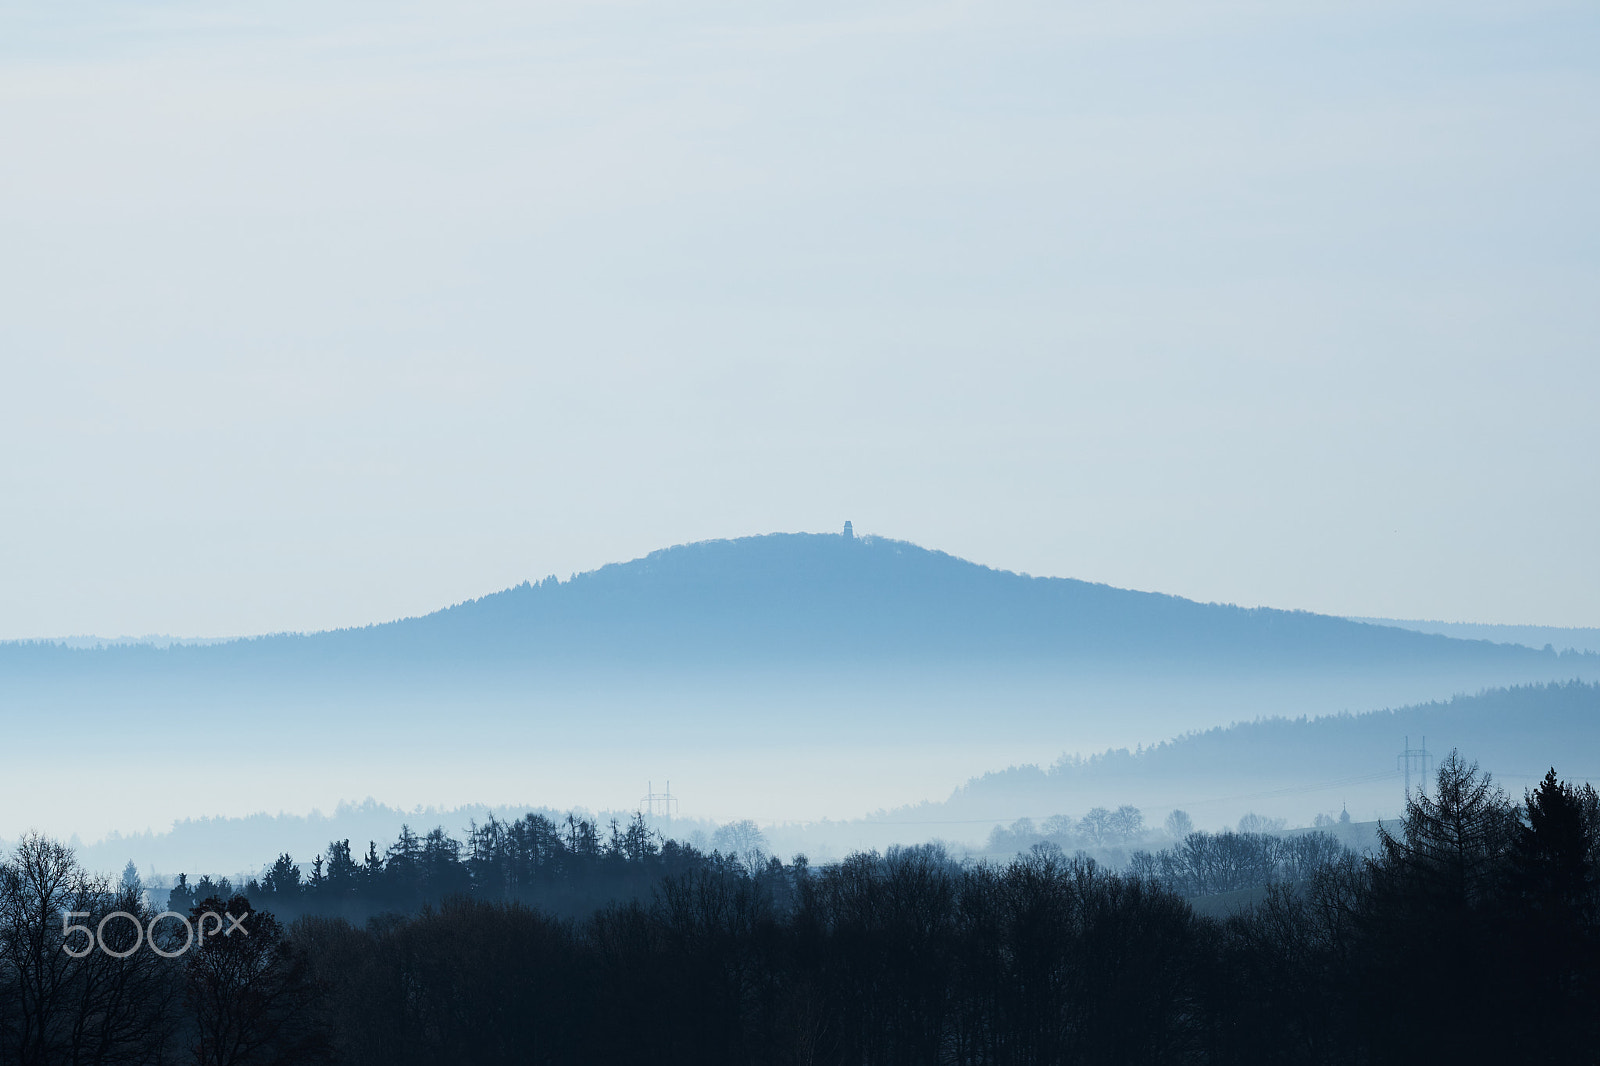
1366,750,1518,1060
1503,770,1600,1054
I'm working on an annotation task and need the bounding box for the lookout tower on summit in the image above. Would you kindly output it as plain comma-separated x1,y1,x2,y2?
842,520,854,539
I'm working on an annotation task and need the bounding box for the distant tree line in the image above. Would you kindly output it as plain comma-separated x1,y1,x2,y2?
1127,828,1348,897
984,804,1148,857
165,812,717,924
2,750,1596,1063
981,805,1340,884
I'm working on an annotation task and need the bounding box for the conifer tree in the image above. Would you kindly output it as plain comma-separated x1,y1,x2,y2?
1510,769,1596,923
1377,748,1514,907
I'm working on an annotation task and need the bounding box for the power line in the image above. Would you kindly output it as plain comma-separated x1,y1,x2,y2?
1397,735,1432,801
639,780,678,820
1495,770,1600,782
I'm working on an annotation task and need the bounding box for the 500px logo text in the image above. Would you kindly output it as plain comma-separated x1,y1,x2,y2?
62,910,249,959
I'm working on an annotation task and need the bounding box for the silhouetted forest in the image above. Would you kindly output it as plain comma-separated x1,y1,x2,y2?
3,752,1596,1064
170,812,736,924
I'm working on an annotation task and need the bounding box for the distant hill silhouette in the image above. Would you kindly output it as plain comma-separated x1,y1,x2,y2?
1345,617,1600,655
3,533,1587,678
2,531,1593,768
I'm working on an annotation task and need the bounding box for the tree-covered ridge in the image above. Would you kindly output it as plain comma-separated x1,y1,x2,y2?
901,680,1600,824
4,533,1586,677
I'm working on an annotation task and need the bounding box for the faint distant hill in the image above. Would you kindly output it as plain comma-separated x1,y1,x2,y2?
1347,617,1600,655
21,634,240,650
1,531,1594,747
68,674,1600,879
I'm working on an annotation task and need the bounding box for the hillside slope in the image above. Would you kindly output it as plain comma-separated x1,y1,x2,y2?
2,532,1593,835
2,532,1585,682
892,681,1600,832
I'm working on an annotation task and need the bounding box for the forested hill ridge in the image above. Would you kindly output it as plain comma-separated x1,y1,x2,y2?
890,681,1600,830
3,532,1595,775
3,532,1591,680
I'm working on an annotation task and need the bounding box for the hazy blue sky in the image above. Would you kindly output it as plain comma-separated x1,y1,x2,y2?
3,0,1597,638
